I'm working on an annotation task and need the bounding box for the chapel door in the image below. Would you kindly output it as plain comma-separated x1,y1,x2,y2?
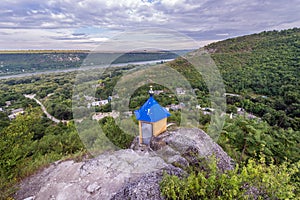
141,122,152,145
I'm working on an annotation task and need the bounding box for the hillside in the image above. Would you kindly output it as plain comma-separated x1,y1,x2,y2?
206,28,299,96
168,28,300,130
207,28,300,129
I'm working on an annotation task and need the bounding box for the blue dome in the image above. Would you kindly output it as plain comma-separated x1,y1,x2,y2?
134,96,170,122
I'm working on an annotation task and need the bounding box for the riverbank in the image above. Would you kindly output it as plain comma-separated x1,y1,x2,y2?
0,59,174,80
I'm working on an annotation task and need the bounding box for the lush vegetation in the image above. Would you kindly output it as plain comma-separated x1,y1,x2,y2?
0,53,86,75
161,116,300,199
0,109,84,199
219,116,300,164
0,28,299,199
160,28,300,199
0,67,137,198
207,28,300,130
161,156,299,200
99,117,135,149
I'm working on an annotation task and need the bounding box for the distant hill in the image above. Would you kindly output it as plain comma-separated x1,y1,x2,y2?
205,28,300,97
169,28,300,130
0,50,189,76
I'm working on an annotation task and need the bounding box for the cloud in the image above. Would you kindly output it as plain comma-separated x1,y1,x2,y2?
0,0,299,49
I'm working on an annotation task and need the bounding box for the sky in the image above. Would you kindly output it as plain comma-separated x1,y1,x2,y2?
1,0,299,50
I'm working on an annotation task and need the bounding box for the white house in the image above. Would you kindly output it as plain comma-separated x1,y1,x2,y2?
8,108,24,120
176,88,186,95
91,99,109,106
154,90,164,95
5,101,11,107
196,105,201,109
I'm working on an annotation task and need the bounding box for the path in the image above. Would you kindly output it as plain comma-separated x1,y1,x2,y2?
24,94,68,124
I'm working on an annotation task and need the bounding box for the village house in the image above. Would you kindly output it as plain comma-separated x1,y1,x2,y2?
153,90,164,95
224,93,241,97
237,107,245,115
91,99,109,107
5,101,11,107
201,107,215,112
8,108,24,120
166,102,185,111
176,87,186,95
196,105,201,109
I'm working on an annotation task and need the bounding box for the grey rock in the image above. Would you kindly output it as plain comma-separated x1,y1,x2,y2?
155,128,234,171
112,165,184,200
14,128,234,200
86,182,101,194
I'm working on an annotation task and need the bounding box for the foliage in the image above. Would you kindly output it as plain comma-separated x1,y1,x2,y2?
160,156,299,200
99,117,134,149
0,109,84,199
0,52,87,75
206,28,300,130
0,112,10,131
219,116,300,164
0,28,299,199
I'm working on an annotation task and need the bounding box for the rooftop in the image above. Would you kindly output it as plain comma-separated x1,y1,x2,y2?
134,96,170,123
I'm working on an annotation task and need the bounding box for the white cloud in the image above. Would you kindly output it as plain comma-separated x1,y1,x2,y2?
0,0,299,49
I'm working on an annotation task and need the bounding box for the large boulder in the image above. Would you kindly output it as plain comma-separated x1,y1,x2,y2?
151,128,234,171
15,128,233,200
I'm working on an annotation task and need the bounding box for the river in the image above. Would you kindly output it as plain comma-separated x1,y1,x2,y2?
0,59,174,80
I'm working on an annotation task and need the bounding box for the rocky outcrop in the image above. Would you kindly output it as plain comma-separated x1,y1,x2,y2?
15,150,171,200
111,165,183,200
15,128,233,200
152,128,234,171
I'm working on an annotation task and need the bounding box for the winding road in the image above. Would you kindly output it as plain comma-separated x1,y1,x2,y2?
24,94,69,124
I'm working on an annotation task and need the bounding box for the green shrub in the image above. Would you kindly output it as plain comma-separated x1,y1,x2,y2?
160,157,299,200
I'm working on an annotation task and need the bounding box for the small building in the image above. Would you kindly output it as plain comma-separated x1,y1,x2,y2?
5,101,11,107
135,86,171,145
176,87,186,95
153,90,164,95
167,102,185,111
91,99,109,106
8,108,24,120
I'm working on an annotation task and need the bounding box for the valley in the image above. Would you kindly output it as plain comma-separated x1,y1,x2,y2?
0,28,299,199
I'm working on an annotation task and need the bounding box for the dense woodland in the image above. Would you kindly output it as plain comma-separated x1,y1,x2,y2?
0,28,299,199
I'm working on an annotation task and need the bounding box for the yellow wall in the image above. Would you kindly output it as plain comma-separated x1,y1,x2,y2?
153,118,167,137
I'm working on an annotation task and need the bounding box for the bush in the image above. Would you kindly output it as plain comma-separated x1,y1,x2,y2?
99,117,134,149
160,156,299,200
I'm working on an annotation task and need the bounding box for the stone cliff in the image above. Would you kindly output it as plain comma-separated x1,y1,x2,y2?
15,128,233,200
